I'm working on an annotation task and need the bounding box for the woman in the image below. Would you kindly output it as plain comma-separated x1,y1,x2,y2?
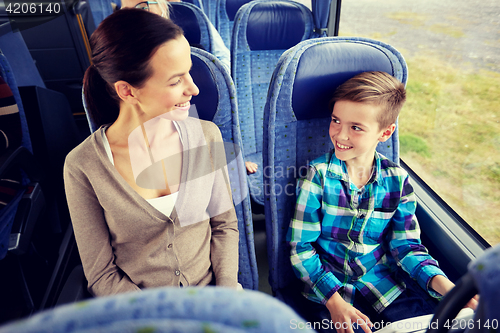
64,9,239,296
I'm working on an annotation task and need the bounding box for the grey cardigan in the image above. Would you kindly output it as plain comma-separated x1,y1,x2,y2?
63,117,239,296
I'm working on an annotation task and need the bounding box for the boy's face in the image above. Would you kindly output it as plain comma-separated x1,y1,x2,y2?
329,100,395,169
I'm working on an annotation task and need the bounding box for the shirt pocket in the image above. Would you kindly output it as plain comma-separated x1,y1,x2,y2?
364,210,394,243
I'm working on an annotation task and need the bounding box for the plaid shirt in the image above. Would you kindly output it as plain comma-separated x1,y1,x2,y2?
287,150,446,313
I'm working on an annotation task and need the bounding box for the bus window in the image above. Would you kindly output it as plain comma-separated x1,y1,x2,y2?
340,1,500,245
292,0,311,10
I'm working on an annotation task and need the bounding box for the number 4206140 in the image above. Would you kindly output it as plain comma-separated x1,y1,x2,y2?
6,2,61,15
444,319,498,330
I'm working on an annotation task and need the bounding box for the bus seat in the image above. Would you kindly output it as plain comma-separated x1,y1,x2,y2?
170,2,212,53
19,0,95,115
0,21,84,321
216,0,253,48
86,0,114,27
197,0,217,26
180,0,216,28
82,48,258,290
263,37,407,316
0,42,46,323
0,286,314,333
232,0,314,207
171,2,230,71
0,23,45,89
183,0,204,12
205,0,218,26
190,47,258,289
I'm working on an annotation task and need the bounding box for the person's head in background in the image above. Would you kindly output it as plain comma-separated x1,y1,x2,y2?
121,0,170,18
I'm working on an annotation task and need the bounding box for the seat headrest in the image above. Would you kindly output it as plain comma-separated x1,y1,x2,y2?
170,3,202,46
247,2,307,51
190,52,218,121
292,42,394,120
226,0,252,21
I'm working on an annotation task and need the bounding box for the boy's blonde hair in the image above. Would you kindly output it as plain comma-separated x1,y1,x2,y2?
329,71,406,129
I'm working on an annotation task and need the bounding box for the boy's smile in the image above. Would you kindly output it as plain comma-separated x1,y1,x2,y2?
330,100,395,177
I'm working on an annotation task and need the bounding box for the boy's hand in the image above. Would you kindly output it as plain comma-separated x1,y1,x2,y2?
430,275,479,310
245,161,258,174
326,292,373,333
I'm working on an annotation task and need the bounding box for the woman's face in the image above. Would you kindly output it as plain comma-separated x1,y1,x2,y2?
134,36,199,121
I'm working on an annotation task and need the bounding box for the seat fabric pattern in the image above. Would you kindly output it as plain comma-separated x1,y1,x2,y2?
216,0,253,48
232,0,314,206
0,286,315,333
263,37,408,300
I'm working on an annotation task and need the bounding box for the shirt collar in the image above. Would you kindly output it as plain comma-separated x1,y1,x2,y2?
325,150,384,187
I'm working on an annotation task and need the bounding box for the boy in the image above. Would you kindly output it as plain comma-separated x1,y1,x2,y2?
287,72,476,333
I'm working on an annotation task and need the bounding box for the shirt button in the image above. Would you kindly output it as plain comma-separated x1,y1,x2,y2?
167,244,173,249
175,270,180,276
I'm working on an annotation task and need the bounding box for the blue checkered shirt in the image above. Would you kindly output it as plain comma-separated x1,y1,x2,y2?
287,150,446,313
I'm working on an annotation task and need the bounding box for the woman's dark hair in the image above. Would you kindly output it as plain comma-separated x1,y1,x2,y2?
83,9,183,128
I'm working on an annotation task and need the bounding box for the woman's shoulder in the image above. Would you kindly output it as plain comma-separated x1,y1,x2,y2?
65,128,103,169
182,118,222,142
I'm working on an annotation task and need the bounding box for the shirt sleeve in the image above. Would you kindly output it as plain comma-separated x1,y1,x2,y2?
63,158,141,297
389,174,447,298
287,165,343,304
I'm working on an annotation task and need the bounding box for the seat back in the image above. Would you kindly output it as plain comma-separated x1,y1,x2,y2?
87,0,114,27
0,20,84,324
0,286,313,333
83,48,259,290
190,47,258,290
216,0,253,48
263,37,407,296
19,0,95,114
0,25,33,153
170,2,213,53
0,45,33,260
201,0,217,26
232,0,314,206
183,0,204,11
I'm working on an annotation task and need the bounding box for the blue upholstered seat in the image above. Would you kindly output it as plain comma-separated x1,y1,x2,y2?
190,48,258,289
0,22,81,320
83,48,258,290
171,2,231,71
87,0,114,26
0,31,35,260
216,0,252,48
231,0,314,206
170,2,212,52
263,37,407,313
183,0,204,12
17,0,95,115
0,286,315,333
199,0,217,26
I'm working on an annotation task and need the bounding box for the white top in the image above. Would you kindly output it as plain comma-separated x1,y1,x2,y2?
101,124,183,217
